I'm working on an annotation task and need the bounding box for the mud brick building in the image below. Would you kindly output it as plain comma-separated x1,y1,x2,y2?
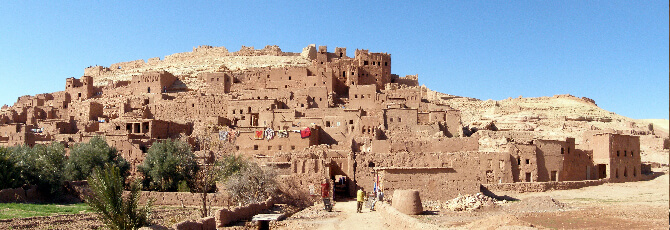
0,44,651,201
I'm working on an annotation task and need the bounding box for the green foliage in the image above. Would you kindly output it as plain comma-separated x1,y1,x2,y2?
216,153,246,182
176,180,190,192
86,164,152,230
0,203,90,220
8,143,67,197
0,147,22,190
138,139,199,192
65,136,130,181
224,162,278,205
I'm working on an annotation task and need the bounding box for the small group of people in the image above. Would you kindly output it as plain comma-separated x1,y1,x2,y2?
356,187,384,213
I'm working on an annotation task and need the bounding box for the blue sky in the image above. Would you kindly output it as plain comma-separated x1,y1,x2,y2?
1,1,668,119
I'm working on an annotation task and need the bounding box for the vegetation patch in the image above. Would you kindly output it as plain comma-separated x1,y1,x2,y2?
0,203,90,220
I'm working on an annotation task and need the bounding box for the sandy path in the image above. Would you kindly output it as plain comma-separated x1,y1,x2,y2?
281,200,388,230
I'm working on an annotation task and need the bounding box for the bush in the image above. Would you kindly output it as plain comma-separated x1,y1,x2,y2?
9,143,67,196
224,162,277,205
138,139,198,192
87,164,152,230
0,147,22,190
65,136,130,181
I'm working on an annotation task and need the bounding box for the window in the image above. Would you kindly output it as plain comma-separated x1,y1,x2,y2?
326,121,331,127
254,145,258,150
630,151,634,157
624,150,627,156
398,117,402,122
568,147,570,154
78,92,82,98
364,61,369,65
390,118,393,122
291,145,295,150
349,120,354,124
278,145,282,150
617,151,620,157
517,157,521,165
615,169,619,178
525,159,530,164
354,94,358,98
268,146,272,150
561,148,564,154
289,76,291,80
384,62,388,66
115,126,120,130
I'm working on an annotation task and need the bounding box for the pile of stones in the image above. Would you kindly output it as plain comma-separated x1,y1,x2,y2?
444,193,503,211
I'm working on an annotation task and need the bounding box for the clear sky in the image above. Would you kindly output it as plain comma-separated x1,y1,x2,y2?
1,1,668,119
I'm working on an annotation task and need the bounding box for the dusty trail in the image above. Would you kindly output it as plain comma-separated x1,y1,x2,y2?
280,200,389,230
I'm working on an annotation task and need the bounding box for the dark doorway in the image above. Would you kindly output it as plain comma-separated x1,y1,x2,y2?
525,172,532,182
597,164,607,179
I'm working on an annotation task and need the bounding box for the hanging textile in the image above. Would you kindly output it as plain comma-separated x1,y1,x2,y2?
265,127,275,140
255,130,264,139
300,127,311,138
219,131,229,141
278,130,289,138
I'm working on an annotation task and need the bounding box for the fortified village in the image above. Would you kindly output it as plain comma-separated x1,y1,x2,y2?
0,44,666,202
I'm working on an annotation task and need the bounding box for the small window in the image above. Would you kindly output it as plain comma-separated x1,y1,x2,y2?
115,126,120,130
561,148,564,154
364,61,369,65
289,76,292,80
567,147,570,154
278,145,282,150
254,145,259,150
390,118,393,122
268,146,272,150
326,121,331,127
624,150,627,156
398,117,402,122
617,151,620,157
517,157,521,165
235,146,240,151
525,159,530,164
384,62,388,66
630,151,634,157
349,120,354,124
291,145,295,150
78,92,82,98
192,104,195,107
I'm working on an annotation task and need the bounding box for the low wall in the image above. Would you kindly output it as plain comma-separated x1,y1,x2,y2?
481,179,607,193
216,196,277,227
378,202,444,230
0,186,40,203
134,191,230,207
64,180,231,207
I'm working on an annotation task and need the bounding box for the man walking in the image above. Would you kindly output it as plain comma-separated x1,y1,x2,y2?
356,188,365,213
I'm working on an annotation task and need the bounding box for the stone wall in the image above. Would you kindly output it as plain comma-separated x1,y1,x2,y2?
481,179,607,193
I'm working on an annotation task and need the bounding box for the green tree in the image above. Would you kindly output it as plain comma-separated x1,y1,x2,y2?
138,139,198,192
65,136,130,181
87,164,152,230
9,143,67,196
0,147,22,190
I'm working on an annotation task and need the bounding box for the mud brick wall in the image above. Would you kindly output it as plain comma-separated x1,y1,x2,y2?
482,179,607,193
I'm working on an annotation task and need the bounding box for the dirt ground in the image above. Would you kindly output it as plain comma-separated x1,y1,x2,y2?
280,169,669,230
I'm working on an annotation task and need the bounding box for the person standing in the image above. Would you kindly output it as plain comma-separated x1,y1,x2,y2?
370,189,383,211
356,188,365,213
321,179,331,211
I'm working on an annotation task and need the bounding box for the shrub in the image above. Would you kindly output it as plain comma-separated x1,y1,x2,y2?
65,136,130,181
0,147,21,190
9,143,67,196
87,164,152,230
224,162,277,205
138,139,198,192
